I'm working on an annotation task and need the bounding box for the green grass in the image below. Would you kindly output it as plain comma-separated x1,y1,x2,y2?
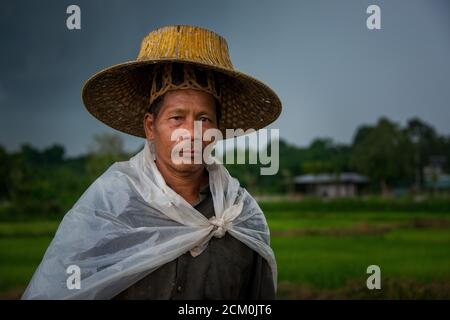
0,206,449,299
0,236,53,292
271,229,450,289
0,221,58,294
263,207,450,298
0,221,59,237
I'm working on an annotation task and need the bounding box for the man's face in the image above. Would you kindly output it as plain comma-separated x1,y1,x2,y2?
143,88,218,173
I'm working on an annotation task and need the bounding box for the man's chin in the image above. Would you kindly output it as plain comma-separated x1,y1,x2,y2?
171,161,206,173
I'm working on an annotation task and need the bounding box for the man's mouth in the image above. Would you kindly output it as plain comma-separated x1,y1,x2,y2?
180,148,202,156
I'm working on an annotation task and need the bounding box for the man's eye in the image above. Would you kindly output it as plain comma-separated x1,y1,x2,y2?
171,116,183,121
200,116,211,122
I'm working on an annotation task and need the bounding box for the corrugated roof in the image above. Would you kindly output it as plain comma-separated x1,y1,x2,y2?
294,172,369,184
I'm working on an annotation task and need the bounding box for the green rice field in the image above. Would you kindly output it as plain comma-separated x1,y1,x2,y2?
1,203,449,299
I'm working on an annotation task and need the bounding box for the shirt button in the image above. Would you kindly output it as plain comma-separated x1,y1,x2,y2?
177,285,182,292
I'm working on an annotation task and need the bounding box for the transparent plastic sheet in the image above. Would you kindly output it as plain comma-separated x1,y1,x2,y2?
21,140,277,299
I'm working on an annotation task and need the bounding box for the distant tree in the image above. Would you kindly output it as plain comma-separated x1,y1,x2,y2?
301,138,351,174
88,132,127,157
86,133,129,181
42,144,65,165
405,117,447,190
351,117,415,195
19,144,41,165
352,125,372,146
0,145,11,201
6,144,69,216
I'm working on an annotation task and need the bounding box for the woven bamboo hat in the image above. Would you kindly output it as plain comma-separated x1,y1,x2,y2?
82,25,282,138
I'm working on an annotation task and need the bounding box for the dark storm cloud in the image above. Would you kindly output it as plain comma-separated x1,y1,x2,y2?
0,0,449,156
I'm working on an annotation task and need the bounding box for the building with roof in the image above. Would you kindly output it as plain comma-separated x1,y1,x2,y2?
294,172,369,198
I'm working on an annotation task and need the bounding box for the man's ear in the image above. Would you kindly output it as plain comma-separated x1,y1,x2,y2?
143,112,155,140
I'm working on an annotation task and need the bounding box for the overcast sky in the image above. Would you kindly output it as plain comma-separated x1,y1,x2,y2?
1,0,449,157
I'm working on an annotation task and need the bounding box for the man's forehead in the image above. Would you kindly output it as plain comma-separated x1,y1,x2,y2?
160,89,217,113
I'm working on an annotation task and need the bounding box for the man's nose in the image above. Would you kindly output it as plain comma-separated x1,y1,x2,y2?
183,118,202,142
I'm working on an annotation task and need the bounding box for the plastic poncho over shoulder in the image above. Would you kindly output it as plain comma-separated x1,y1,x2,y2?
22,140,277,299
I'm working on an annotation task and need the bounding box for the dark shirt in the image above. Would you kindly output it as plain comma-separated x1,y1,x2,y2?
113,184,275,300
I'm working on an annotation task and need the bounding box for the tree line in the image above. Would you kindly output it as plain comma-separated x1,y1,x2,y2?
224,116,450,195
0,116,449,218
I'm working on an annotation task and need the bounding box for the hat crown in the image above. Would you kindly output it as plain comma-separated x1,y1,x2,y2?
137,25,234,70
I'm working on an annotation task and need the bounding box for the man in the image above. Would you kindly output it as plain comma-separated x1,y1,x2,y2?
22,25,282,300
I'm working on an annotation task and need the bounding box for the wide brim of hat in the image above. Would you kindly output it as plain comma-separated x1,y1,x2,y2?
82,58,282,139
